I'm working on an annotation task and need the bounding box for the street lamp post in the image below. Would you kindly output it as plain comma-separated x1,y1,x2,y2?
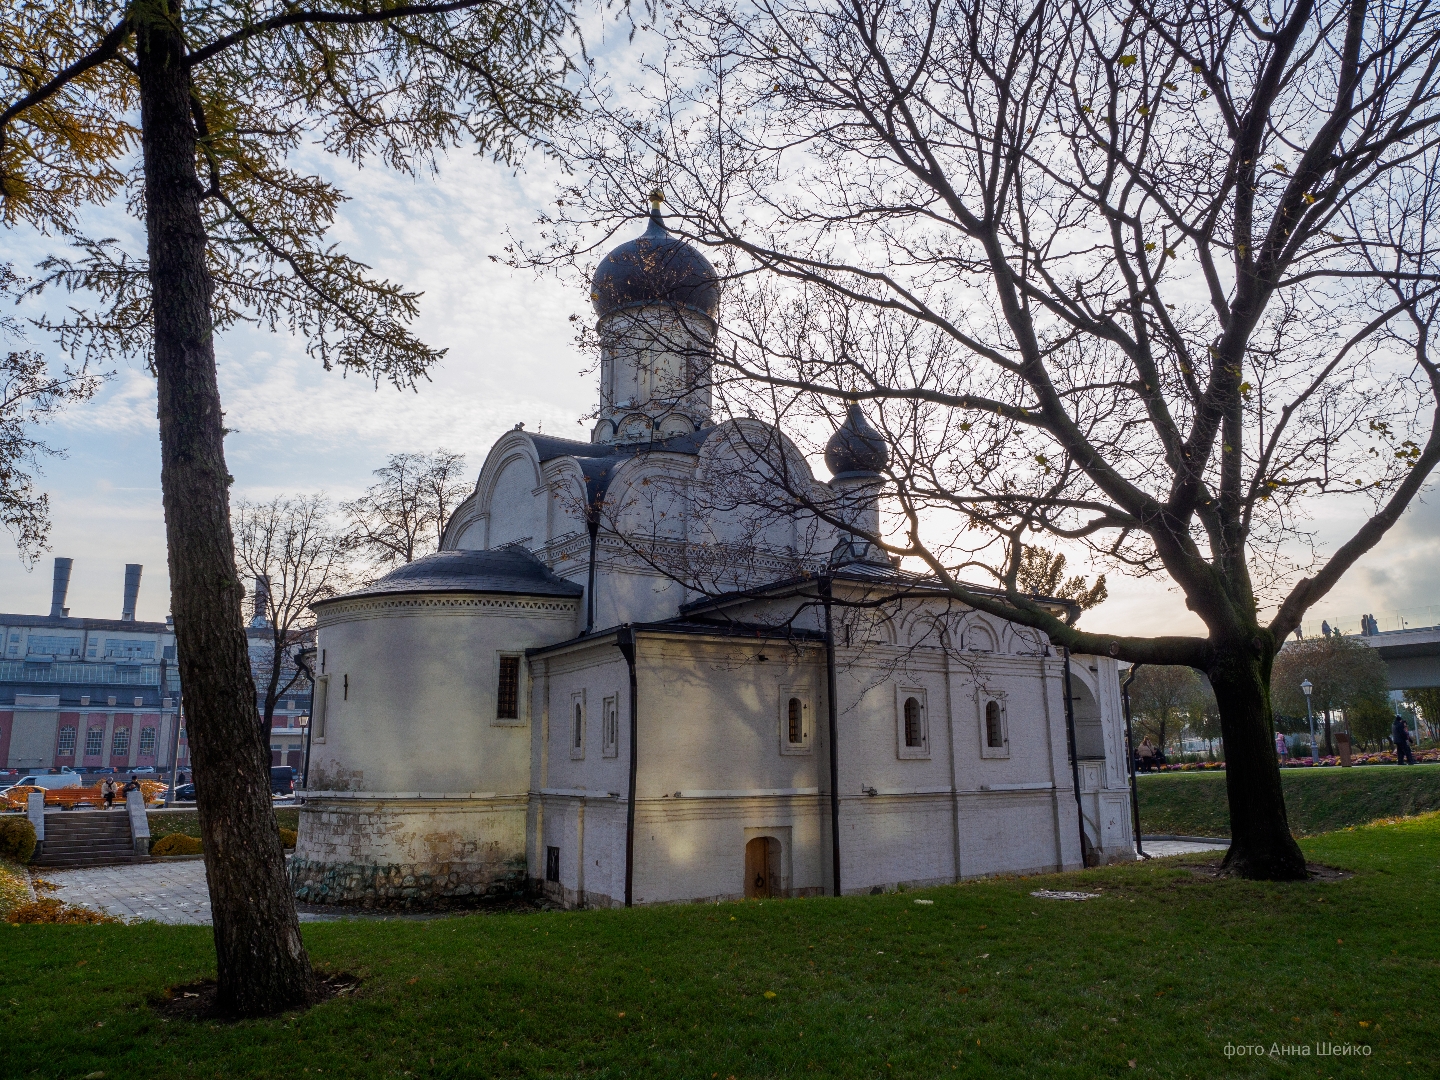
1301,679,1317,765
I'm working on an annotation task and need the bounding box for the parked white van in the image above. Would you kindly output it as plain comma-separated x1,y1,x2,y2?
1,773,83,795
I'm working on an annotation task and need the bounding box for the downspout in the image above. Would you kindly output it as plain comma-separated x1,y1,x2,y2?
1122,664,1148,860
584,515,600,635
1061,647,1091,867
616,626,639,907
822,578,842,898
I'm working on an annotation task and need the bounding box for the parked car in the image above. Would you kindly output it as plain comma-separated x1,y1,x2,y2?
270,766,294,796
1,772,83,795
171,783,196,801
130,766,156,775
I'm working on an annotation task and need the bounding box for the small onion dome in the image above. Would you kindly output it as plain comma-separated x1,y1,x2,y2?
825,401,889,478
591,191,719,319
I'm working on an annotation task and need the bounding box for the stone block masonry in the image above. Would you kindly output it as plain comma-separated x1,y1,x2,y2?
289,853,528,909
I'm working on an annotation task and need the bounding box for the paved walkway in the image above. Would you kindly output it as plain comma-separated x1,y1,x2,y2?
36,861,433,925
1139,838,1229,857
36,861,214,924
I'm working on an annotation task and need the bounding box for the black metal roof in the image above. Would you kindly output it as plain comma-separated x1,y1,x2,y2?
590,203,720,320
316,547,584,606
527,617,826,659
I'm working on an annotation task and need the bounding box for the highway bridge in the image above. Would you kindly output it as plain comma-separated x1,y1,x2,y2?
1355,625,1440,690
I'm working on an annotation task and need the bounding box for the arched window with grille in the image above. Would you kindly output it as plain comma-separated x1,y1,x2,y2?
779,690,812,754
904,697,923,747
985,699,1004,748
896,687,929,758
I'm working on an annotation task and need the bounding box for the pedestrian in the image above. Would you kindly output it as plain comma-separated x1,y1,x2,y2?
122,774,140,798
1138,736,1157,773
1393,716,1417,765
1275,731,1288,760
101,776,117,810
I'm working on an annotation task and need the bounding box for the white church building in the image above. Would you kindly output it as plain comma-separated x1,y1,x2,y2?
291,199,1136,908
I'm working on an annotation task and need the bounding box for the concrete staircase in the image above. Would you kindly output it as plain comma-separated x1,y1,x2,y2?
34,811,138,868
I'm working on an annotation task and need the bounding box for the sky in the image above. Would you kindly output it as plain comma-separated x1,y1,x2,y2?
3,31,1438,639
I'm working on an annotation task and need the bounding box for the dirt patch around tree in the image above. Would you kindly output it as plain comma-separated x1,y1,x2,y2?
1184,860,1354,882
152,970,361,1021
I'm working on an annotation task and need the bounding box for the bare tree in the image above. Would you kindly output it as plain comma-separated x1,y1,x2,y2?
343,449,469,571
538,0,1440,878
234,495,350,732
0,263,104,564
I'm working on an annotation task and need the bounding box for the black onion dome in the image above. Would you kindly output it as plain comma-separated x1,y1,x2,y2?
825,402,890,478
591,195,719,319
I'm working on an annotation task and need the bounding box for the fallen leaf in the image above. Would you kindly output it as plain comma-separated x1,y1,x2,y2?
1128,1061,1136,1068
764,991,777,999
618,1012,626,1018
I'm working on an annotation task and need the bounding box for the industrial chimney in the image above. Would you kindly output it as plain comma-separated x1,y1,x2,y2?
121,563,143,621
252,576,271,628
50,557,73,618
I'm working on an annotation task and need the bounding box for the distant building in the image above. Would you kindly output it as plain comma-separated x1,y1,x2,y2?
0,559,183,772
1,559,311,774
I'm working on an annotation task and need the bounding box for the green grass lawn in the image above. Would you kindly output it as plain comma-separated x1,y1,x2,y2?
4,815,1437,1078
1137,763,1440,838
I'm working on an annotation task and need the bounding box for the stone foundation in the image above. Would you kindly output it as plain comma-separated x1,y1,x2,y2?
292,793,528,909
290,854,526,909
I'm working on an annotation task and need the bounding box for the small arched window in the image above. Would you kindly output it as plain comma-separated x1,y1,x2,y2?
985,700,1004,748
788,697,804,744
904,697,924,747
573,702,583,749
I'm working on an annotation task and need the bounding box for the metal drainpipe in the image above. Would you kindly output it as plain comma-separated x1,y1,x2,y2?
1122,664,1148,859
1061,647,1091,867
616,626,639,907
822,578,842,898
584,516,600,635
295,648,317,792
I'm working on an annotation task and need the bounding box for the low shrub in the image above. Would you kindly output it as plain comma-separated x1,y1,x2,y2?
278,828,297,849
150,833,203,857
5,898,123,925
0,815,38,863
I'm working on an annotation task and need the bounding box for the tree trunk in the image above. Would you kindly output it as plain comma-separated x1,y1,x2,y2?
136,0,316,1016
1210,645,1308,880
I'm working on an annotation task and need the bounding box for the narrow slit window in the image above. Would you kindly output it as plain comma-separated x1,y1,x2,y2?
985,700,1004,748
573,702,583,749
904,697,924,747
496,656,520,720
546,846,560,883
788,697,804,745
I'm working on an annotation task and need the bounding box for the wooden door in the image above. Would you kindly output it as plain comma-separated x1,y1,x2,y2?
745,836,782,898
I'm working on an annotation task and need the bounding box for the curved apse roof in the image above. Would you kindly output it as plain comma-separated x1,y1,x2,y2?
316,547,583,606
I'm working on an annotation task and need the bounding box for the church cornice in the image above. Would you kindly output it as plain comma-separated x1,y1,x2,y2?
315,593,578,628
